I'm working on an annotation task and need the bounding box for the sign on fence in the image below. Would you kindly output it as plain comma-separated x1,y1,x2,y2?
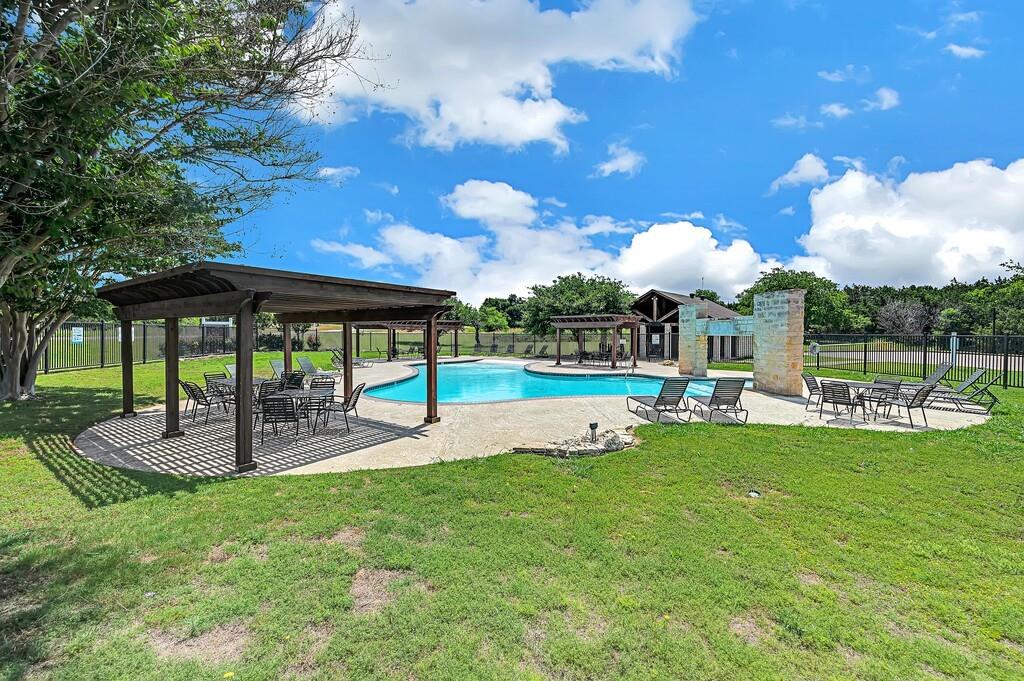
71,327,84,344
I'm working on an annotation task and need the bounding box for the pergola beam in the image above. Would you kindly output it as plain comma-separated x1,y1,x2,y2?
114,290,257,321
275,305,448,324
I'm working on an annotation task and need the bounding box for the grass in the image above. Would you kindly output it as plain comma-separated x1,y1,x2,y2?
2,357,1024,679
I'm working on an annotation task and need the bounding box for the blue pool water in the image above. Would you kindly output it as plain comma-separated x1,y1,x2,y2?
366,360,724,404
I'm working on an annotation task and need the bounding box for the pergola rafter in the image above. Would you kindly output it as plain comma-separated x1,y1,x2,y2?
97,262,455,473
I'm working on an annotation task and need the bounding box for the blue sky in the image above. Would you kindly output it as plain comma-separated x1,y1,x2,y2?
234,0,1024,303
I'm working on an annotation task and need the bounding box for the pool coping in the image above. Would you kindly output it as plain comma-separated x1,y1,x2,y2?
362,357,731,406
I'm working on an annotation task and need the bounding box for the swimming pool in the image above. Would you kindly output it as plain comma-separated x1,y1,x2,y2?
366,360,725,404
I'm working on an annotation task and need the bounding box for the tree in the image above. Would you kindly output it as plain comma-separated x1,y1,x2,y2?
522,274,635,336
875,300,936,335
692,288,723,304
477,306,509,332
735,268,867,332
0,0,367,400
480,294,526,327
445,298,482,343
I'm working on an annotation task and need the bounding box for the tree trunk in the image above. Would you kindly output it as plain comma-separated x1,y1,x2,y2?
0,307,66,400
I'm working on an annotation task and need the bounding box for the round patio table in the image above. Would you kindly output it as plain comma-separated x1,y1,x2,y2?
842,380,900,419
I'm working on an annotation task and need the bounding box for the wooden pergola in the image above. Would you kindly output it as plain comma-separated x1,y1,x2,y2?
96,262,455,473
550,314,641,369
355,320,465,360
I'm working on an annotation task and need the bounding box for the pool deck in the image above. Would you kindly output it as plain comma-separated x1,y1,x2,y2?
73,357,988,477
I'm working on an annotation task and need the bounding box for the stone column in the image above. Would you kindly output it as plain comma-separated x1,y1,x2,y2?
677,303,708,377
753,289,805,395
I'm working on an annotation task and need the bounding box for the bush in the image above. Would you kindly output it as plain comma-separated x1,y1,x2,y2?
257,332,283,351
306,334,322,351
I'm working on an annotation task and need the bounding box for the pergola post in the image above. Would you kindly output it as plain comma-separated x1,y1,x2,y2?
424,314,440,423
577,332,585,364
386,328,394,361
355,327,361,358
343,322,353,399
282,321,293,372
631,328,638,368
555,328,562,365
235,299,256,473
611,326,619,369
453,329,459,357
120,320,136,417
162,318,183,438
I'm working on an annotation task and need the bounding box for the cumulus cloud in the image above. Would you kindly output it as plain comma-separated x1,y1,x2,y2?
777,205,796,216
944,43,986,58
820,102,853,119
817,64,870,83
862,87,900,111
300,0,698,151
769,153,830,194
442,179,538,227
771,113,823,130
833,155,866,172
798,159,1024,286
317,166,360,186
310,238,392,267
591,142,647,178
660,211,704,220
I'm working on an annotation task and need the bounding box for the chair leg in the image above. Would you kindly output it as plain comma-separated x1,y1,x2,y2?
920,408,928,429
205,405,211,425
343,410,350,433
260,420,266,445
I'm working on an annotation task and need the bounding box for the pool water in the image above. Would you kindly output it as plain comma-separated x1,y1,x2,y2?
366,360,724,404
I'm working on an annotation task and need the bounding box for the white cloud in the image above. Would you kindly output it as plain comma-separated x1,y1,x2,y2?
862,87,900,111
317,166,360,186
712,213,746,236
946,11,981,27
833,155,866,172
777,205,796,216
820,102,853,119
310,238,392,268
592,142,647,178
769,153,830,194
300,0,698,151
377,183,400,196
363,209,393,224
798,158,1024,286
543,197,567,208
816,64,870,83
660,211,704,220
898,25,938,40
442,179,538,227
944,43,986,59
771,113,823,130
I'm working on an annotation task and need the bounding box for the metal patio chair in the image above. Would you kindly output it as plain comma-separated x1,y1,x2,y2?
179,380,231,425
252,378,282,428
259,395,302,444
313,382,365,433
801,373,822,411
878,383,938,429
627,377,691,422
688,377,748,424
818,381,868,424
281,371,305,390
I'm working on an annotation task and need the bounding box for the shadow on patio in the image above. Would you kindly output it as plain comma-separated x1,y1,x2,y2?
74,410,430,477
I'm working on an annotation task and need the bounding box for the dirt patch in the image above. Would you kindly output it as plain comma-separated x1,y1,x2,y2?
328,526,365,550
1000,637,1024,655
729,613,770,646
564,609,608,642
283,623,334,678
138,553,158,564
838,644,862,665
798,571,823,586
349,568,408,614
147,622,250,663
206,543,232,564
252,544,269,561
919,664,952,678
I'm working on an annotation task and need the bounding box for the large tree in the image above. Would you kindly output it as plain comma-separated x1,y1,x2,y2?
735,268,867,332
0,0,366,400
521,274,635,336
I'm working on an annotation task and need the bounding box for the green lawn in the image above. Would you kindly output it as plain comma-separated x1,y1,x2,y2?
2,357,1023,679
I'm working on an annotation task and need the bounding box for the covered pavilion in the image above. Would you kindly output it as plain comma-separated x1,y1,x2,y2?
96,262,455,473
550,314,641,369
355,319,465,360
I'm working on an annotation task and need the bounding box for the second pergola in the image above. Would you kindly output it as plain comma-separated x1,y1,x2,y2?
550,314,640,369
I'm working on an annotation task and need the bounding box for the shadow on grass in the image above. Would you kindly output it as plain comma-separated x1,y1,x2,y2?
3,386,221,509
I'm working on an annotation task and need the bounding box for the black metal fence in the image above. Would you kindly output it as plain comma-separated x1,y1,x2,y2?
44,321,236,373
805,333,1024,389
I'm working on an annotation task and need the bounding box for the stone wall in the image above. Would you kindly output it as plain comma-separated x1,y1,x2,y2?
677,302,708,377
752,289,805,395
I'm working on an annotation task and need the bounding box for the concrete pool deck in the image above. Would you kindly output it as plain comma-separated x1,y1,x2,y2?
73,357,989,477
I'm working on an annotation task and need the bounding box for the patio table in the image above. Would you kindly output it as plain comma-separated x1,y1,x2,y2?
843,380,900,419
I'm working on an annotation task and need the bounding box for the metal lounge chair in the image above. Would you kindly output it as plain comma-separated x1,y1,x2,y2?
626,377,691,422
878,383,937,429
930,371,1000,414
898,362,953,389
818,381,868,424
314,382,365,433
535,344,549,358
270,359,285,378
297,356,332,377
224,363,236,378
801,373,822,411
688,377,748,424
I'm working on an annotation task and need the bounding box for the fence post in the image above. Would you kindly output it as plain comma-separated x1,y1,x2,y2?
99,322,106,367
1004,334,1010,389
862,340,867,375
921,335,929,380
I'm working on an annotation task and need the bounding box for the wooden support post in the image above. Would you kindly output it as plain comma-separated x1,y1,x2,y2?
577,332,585,364
235,299,256,473
282,322,293,372
453,329,459,357
120,320,136,417
343,322,353,399
631,328,638,368
162,318,183,438
555,328,562,365
611,326,619,369
424,314,440,423
386,328,394,361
